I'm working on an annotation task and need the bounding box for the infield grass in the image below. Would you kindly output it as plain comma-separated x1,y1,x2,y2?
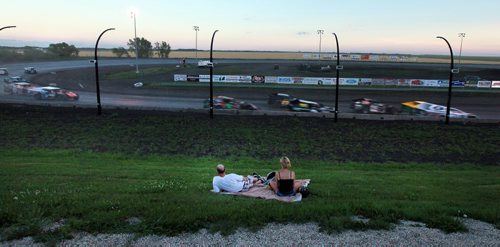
1,149,499,243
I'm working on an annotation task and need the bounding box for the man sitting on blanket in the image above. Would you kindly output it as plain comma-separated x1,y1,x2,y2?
212,164,261,193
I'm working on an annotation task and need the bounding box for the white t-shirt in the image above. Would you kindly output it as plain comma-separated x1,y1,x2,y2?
212,173,245,193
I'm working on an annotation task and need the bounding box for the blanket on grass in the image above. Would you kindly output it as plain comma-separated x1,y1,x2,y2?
214,179,310,203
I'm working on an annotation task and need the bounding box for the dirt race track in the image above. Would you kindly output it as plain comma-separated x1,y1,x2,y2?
24,61,499,119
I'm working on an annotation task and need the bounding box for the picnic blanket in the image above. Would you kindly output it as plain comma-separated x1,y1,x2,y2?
215,179,310,203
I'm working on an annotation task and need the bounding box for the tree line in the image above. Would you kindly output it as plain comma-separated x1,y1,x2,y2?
0,37,171,62
112,37,171,58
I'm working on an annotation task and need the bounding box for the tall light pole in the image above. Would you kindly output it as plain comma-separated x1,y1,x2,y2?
333,33,342,123
317,30,324,64
0,26,16,31
94,28,115,116
436,36,456,125
209,30,219,119
193,26,199,59
458,33,466,68
131,12,139,73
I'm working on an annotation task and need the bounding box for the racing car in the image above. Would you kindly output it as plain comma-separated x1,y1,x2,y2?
28,86,79,101
287,99,334,113
4,82,33,95
351,98,397,114
268,93,297,108
24,67,37,74
401,101,478,119
203,96,258,110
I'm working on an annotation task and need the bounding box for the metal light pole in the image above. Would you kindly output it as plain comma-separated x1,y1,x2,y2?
436,36,456,125
131,12,139,73
317,30,324,64
0,26,16,31
333,33,342,123
94,28,115,116
209,30,219,119
193,26,199,59
458,33,466,68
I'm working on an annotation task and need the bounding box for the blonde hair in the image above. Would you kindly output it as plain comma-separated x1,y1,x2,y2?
280,156,291,169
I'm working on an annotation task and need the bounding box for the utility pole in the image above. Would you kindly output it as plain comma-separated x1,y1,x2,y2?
193,26,199,59
317,30,324,64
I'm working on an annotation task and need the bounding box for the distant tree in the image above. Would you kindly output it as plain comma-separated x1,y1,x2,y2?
127,37,153,58
154,41,171,58
111,47,129,58
22,46,52,60
47,42,79,57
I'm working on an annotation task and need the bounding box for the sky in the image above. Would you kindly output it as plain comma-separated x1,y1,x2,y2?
1,0,500,56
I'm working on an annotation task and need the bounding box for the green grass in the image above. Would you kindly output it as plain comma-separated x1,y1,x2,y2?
105,67,179,80
1,149,498,242
0,105,498,165
0,104,499,243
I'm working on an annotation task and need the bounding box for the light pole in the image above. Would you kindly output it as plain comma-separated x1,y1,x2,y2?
94,28,115,116
209,30,219,119
458,33,466,68
436,36,456,125
332,33,342,123
0,26,16,31
317,30,324,64
131,12,139,73
193,26,199,59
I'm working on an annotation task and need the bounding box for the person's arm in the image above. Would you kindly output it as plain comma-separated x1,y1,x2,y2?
212,179,221,193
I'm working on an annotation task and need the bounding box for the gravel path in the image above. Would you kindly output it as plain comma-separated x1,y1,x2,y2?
2,219,499,246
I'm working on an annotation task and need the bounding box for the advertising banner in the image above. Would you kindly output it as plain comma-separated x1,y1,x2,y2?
452,81,465,87
265,76,278,84
438,80,449,87
398,79,410,86
422,80,440,87
199,74,210,82
491,81,500,88
251,75,265,83
187,75,199,82
340,78,359,86
371,78,385,86
361,55,370,60
384,79,398,86
277,77,293,84
477,81,491,88
359,78,372,86
303,77,335,85
465,81,478,87
174,74,187,82
369,55,379,61
410,79,423,86
350,54,361,60
212,75,226,82
292,77,304,84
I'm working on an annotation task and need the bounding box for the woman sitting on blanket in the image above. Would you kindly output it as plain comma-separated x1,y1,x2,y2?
269,156,305,196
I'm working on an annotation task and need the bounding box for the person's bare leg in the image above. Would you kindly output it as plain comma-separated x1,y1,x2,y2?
293,180,304,192
270,180,278,193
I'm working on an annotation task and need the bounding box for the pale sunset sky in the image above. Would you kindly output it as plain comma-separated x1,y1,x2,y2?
1,0,499,55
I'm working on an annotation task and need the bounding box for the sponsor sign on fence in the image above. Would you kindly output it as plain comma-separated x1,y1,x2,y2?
340,78,359,86
252,75,265,83
277,77,293,84
422,80,440,87
265,76,278,84
173,74,498,89
477,81,491,88
174,74,187,82
452,81,465,87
